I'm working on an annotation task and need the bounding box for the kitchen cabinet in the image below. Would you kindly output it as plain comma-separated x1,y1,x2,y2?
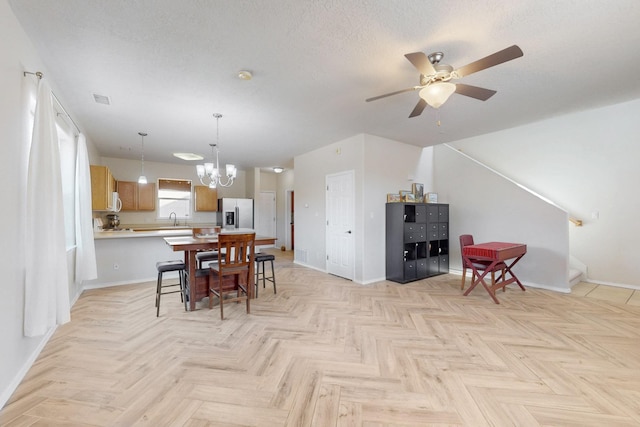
117,181,156,211
90,165,116,211
385,202,449,283
194,185,218,211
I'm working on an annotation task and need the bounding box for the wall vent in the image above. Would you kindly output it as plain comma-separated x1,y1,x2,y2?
295,249,307,263
93,93,111,105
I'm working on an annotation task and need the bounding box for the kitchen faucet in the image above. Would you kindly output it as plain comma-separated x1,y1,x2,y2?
169,212,177,227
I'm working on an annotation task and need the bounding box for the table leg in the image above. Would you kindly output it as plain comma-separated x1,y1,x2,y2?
185,250,197,311
500,255,526,291
463,258,502,304
248,254,255,299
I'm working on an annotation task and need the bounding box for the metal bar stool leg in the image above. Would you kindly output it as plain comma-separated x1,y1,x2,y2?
156,271,162,313
269,258,276,294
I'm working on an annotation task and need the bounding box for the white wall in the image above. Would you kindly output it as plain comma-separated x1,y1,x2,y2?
294,133,433,284
362,135,433,283
0,1,100,407
446,99,640,288
435,146,569,291
276,169,295,249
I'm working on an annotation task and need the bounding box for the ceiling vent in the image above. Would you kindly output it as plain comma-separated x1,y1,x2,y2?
93,93,111,105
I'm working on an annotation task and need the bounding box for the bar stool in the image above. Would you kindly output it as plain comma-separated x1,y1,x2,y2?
196,251,219,268
254,252,276,298
155,260,186,317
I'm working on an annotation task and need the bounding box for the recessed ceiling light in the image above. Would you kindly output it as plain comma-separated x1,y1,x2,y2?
273,167,284,173
93,93,111,105
173,152,204,161
238,70,252,80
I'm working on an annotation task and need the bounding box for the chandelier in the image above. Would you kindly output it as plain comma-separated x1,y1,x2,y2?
196,113,236,188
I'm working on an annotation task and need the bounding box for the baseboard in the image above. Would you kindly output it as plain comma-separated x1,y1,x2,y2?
360,276,387,285
0,326,57,409
292,260,325,274
581,278,640,292
523,281,571,294
82,276,159,290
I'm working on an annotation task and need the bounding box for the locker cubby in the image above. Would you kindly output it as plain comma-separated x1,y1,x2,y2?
428,240,440,257
403,243,417,261
404,204,416,222
439,240,449,256
416,242,428,259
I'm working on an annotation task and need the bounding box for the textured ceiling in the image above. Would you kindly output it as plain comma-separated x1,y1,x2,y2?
9,0,640,171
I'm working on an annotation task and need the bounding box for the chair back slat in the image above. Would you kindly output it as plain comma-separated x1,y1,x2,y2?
217,233,256,269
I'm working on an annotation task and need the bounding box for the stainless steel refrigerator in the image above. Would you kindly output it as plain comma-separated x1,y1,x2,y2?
217,198,254,229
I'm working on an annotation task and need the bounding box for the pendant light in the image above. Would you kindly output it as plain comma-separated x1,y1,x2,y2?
138,132,147,184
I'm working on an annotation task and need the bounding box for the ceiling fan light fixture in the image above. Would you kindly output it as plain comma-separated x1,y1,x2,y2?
238,70,252,80
419,82,456,109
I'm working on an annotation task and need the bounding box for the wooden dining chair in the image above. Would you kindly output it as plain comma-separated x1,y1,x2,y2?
209,232,256,319
459,234,506,290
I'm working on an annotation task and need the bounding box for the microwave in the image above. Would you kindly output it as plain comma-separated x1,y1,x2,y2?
109,192,122,212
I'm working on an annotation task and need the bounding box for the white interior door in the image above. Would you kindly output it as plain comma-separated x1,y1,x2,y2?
326,171,354,280
257,191,276,247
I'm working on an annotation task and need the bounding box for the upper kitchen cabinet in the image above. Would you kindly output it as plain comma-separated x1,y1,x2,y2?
117,181,156,211
194,185,218,211
90,165,116,211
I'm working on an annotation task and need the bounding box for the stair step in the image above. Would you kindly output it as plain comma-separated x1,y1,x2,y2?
569,268,583,286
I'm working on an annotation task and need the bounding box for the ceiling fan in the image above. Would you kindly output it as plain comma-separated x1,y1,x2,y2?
366,45,523,118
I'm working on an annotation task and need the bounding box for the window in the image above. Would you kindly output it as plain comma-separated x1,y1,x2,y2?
157,178,192,219
25,81,77,250
56,119,77,249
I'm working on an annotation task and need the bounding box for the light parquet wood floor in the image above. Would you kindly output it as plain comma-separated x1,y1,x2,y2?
3,251,640,426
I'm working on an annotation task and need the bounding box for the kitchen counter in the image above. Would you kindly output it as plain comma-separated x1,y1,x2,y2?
94,228,193,239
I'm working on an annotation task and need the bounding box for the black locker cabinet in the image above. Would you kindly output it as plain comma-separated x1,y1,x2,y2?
386,202,449,283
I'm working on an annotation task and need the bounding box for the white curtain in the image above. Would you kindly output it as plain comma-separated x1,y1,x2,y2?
75,134,97,282
24,78,70,337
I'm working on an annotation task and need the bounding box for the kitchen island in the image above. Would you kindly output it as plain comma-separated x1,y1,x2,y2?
88,227,200,289
88,227,276,291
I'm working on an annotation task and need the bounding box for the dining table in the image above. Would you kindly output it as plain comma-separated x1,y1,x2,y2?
164,232,276,311
462,241,527,304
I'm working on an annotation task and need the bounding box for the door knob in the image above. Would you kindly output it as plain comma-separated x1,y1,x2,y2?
346,230,352,234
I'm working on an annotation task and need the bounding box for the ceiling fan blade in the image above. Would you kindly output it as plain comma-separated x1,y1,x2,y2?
365,87,419,102
409,99,427,118
455,45,523,78
404,52,437,76
455,83,497,101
